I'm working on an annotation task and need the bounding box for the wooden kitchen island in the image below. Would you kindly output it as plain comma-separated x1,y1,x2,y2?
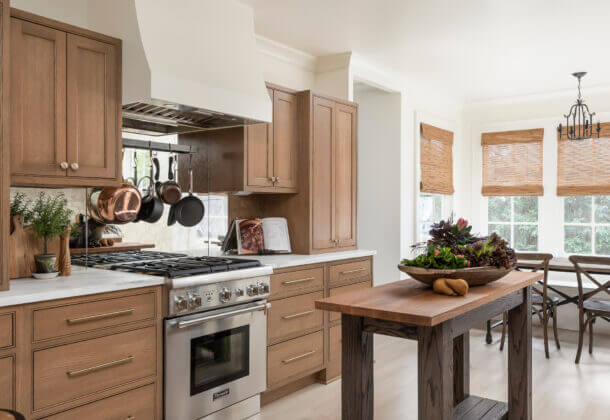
315,271,541,420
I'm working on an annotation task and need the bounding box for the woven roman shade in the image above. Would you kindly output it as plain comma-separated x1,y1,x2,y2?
420,123,454,195
557,122,610,196
481,128,544,196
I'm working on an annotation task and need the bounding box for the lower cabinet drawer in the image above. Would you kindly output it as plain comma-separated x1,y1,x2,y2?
329,259,371,288
42,384,155,420
329,281,371,322
0,312,14,349
267,291,323,343
0,355,14,410
33,326,156,410
267,331,324,388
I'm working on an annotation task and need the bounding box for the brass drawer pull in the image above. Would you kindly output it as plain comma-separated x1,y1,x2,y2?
126,417,135,420
282,310,314,320
66,308,135,325
67,355,134,378
282,277,315,285
341,268,366,275
282,350,316,364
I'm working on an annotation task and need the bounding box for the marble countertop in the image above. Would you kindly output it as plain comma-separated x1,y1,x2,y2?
0,249,376,308
0,267,165,308
237,249,376,269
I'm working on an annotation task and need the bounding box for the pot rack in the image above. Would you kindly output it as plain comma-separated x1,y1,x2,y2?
122,138,196,154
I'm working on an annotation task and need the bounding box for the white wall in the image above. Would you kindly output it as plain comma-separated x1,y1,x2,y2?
355,87,402,285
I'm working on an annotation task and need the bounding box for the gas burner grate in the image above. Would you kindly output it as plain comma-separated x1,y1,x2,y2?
71,250,187,267
109,256,262,278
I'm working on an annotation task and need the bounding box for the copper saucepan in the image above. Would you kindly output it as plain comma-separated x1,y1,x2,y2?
89,182,142,225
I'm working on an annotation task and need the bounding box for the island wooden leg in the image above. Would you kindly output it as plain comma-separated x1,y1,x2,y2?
342,314,374,420
453,332,470,405
507,286,532,420
418,322,453,420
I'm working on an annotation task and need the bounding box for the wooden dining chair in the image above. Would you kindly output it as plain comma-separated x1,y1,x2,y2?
570,255,610,364
499,253,560,358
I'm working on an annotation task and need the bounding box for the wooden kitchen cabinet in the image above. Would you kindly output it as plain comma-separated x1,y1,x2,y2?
0,0,11,292
262,257,372,404
9,9,122,188
1,286,163,419
179,83,298,194
244,84,298,193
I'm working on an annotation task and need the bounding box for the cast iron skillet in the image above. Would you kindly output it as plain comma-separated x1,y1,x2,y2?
168,156,204,227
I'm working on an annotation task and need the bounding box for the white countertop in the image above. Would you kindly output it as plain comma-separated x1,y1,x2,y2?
0,267,165,308
0,249,376,308
238,249,376,269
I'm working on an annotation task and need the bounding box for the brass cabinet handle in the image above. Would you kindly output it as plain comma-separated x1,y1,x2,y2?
282,310,314,320
341,268,366,275
67,355,134,378
126,417,135,420
282,277,315,285
282,350,316,364
70,162,79,171
59,161,69,170
66,308,134,325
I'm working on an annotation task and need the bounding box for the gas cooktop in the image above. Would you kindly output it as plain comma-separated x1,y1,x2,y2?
110,256,262,278
71,250,187,267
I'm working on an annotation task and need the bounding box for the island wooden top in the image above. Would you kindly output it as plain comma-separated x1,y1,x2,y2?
315,271,542,327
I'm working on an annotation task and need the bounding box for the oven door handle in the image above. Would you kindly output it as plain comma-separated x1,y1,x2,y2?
174,302,270,329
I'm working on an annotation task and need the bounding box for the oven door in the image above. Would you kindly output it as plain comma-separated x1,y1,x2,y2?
165,301,268,420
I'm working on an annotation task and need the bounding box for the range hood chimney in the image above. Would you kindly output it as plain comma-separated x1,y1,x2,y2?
88,0,272,135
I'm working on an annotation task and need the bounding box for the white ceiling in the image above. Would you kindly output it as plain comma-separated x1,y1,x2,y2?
241,0,610,104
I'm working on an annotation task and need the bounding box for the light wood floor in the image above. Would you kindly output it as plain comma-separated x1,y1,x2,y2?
260,328,610,420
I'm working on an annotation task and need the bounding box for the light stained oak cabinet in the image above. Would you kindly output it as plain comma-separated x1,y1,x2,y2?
9,9,121,188
0,287,163,419
179,83,298,194
262,257,372,404
245,85,298,193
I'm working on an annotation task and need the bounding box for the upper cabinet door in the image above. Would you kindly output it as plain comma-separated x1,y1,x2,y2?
66,34,119,180
334,103,357,247
246,88,274,188
10,18,67,177
272,90,298,190
311,96,335,251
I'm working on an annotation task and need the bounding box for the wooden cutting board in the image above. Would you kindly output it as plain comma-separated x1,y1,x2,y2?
9,215,59,279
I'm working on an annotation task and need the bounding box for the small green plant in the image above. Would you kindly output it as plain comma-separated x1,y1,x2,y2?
29,192,72,255
10,192,32,223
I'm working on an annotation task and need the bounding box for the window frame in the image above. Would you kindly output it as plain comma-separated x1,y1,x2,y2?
563,196,610,256
417,193,454,242
487,196,540,252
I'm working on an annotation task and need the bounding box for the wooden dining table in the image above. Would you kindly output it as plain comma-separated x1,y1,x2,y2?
315,271,542,420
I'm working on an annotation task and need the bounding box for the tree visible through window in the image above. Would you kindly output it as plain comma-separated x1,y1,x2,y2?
488,197,538,251
564,196,610,255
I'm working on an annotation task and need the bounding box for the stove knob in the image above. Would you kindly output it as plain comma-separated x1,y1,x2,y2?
189,294,202,309
235,288,244,297
247,284,258,296
258,282,269,295
174,296,188,312
219,287,232,303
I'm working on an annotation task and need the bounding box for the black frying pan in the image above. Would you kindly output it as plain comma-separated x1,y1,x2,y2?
138,154,164,223
169,156,204,227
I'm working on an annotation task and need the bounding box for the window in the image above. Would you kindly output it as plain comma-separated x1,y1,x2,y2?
488,196,538,251
418,193,452,242
563,196,610,255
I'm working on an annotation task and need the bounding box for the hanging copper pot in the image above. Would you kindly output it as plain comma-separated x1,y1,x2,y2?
89,183,142,225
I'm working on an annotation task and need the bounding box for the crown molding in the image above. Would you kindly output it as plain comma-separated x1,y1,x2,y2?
256,35,317,72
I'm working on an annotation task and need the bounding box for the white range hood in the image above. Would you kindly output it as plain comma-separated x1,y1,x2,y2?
88,0,272,135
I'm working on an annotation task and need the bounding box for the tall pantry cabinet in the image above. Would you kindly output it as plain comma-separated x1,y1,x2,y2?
260,91,358,254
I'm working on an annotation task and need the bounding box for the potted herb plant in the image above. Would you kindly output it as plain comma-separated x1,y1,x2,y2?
29,192,72,275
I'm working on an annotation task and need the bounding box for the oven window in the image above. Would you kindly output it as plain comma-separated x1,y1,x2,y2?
190,325,250,396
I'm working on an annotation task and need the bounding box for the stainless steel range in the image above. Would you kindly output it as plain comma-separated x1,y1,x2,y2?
73,251,271,420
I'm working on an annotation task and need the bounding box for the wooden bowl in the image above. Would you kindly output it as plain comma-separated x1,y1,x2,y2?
397,264,515,287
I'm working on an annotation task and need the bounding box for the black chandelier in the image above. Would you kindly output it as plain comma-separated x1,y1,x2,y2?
558,72,601,141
